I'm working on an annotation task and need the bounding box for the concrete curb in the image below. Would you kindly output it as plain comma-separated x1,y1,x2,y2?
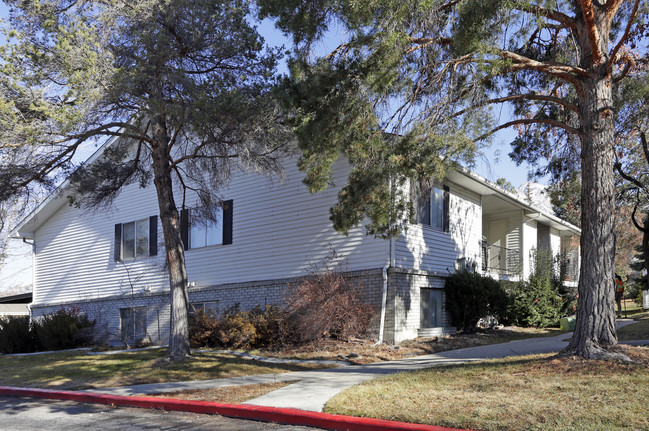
0,386,470,431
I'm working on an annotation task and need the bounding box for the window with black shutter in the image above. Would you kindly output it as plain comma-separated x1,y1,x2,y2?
181,199,233,250
114,216,157,261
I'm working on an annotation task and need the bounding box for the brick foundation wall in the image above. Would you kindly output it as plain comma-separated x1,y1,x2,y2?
31,268,389,347
385,268,451,344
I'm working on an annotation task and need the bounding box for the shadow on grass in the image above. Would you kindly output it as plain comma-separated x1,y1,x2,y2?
0,348,323,391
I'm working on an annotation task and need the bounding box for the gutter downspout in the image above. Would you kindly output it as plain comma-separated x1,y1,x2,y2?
377,242,390,345
22,237,35,322
377,216,397,345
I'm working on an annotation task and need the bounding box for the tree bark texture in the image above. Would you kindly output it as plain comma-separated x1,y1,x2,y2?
643,217,649,291
565,8,618,358
150,116,190,360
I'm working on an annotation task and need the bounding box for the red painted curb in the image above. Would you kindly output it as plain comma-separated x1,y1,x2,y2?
0,386,471,431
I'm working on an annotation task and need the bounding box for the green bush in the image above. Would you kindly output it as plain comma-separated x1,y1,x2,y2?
35,306,96,351
0,316,39,354
444,270,508,331
503,250,569,328
504,278,563,327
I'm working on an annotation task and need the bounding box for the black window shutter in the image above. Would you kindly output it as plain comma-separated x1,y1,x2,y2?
222,200,233,245
114,224,122,262
443,185,450,232
180,209,189,250
149,215,158,256
417,193,431,225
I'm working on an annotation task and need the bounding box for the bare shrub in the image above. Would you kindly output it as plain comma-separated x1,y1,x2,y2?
189,304,285,349
283,253,375,344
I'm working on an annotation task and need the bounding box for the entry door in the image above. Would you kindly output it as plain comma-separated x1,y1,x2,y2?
420,288,443,328
488,220,508,271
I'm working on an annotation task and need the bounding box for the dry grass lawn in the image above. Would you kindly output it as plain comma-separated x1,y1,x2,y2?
325,345,649,431
0,348,325,390
150,381,293,404
256,326,563,364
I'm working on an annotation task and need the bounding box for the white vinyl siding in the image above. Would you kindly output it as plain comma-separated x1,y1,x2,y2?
182,158,387,288
522,219,537,280
33,184,167,305
32,156,387,306
396,183,482,273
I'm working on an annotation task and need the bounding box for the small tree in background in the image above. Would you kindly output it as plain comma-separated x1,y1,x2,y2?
628,245,647,304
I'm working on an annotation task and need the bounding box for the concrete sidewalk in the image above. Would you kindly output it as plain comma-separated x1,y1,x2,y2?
90,320,646,412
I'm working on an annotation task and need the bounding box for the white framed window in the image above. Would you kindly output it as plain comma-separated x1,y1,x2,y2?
189,301,219,317
120,307,146,341
190,207,223,249
181,200,232,250
114,216,157,262
415,186,448,231
122,218,149,259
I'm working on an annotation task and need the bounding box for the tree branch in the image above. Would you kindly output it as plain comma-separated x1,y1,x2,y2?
608,0,640,72
510,1,577,30
631,200,648,233
576,0,605,66
407,36,453,53
614,134,649,195
605,0,626,20
499,50,588,87
612,51,635,83
475,118,582,141
452,93,579,118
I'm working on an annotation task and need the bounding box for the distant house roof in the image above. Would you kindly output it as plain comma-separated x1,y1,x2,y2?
0,292,32,304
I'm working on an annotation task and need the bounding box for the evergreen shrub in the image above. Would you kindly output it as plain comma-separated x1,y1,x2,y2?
35,306,95,351
504,250,571,328
444,270,508,331
0,316,39,354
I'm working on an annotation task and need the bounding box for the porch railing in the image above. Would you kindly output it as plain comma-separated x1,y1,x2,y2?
481,241,521,276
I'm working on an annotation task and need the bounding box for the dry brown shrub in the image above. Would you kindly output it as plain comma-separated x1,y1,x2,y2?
283,253,375,345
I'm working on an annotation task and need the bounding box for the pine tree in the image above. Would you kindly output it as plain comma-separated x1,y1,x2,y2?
0,0,291,359
261,0,649,359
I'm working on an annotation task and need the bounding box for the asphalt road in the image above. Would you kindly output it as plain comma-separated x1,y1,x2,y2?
0,396,319,431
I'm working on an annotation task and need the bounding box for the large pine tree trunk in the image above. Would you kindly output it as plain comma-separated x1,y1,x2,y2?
643,217,649,291
565,70,618,358
565,9,618,357
150,116,190,360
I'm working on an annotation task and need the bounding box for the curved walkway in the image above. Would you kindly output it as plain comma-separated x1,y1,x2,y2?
89,319,646,412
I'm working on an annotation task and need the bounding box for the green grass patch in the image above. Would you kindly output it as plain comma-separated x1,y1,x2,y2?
325,348,649,431
618,318,649,342
0,348,325,390
617,299,647,319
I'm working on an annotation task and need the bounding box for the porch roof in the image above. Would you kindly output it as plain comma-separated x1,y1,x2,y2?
447,167,581,236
